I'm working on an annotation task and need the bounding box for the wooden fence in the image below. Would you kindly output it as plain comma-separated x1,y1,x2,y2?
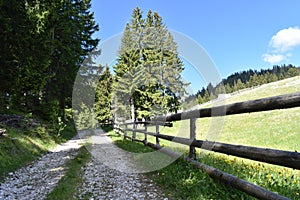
113,92,300,200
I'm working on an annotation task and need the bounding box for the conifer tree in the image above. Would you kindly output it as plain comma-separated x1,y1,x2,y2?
43,0,99,121
113,7,188,121
95,65,114,123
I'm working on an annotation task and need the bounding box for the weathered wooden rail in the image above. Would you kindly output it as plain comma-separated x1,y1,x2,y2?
114,92,300,200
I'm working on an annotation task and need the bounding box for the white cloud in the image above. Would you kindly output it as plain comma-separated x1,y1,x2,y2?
263,26,300,64
269,26,300,52
262,54,285,64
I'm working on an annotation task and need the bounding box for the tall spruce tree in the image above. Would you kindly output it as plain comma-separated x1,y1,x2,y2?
95,65,114,123
43,0,99,121
113,7,188,121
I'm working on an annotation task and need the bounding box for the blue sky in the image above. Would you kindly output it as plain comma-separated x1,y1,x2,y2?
90,0,300,92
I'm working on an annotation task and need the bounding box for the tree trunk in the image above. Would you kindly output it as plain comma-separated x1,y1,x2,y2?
131,97,135,122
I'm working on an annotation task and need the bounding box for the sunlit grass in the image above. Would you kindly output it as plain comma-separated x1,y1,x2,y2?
45,147,91,200
200,76,300,107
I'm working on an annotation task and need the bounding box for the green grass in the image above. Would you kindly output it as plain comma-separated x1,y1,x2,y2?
109,77,300,199
0,119,77,182
109,131,154,153
151,153,300,199
148,159,251,200
45,146,91,200
224,76,300,104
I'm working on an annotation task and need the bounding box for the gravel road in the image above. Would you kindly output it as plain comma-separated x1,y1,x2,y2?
0,130,168,200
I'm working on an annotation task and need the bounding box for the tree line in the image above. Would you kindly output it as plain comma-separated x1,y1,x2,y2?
0,0,99,123
193,64,300,104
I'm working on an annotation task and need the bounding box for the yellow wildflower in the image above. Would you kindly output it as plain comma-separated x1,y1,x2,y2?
266,174,272,179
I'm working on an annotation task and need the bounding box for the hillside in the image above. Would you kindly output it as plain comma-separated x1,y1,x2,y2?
201,75,300,107
194,65,300,105
157,76,300,152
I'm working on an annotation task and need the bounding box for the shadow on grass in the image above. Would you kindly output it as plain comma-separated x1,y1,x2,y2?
100,125,113,133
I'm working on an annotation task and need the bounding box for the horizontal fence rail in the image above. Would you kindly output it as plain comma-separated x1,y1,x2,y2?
120,128,300,169
113,92,300,200
117,121,173,127
154,92,300,122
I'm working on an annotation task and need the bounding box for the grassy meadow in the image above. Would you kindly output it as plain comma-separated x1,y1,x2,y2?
111,76,300,199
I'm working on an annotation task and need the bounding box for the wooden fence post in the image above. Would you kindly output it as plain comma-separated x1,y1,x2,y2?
132,122,136,141
124,124,127,140
156,123,160,146
144,123,148,144
117,124,121,136
189,118,196,159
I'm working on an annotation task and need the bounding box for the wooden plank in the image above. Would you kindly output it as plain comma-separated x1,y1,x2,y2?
154,92,300,122
124,124,128,140
124,135,132,140
192,140,300,169
144,124,148,144
132,123,136,140
186,158,289,200
120,121,173,127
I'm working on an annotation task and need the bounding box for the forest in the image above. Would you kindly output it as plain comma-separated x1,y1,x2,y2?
0,0,99,123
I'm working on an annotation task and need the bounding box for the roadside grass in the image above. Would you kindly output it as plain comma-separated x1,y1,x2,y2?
109,132,154,153
0,119,77,182
0,128,47,181
45,146,91,200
